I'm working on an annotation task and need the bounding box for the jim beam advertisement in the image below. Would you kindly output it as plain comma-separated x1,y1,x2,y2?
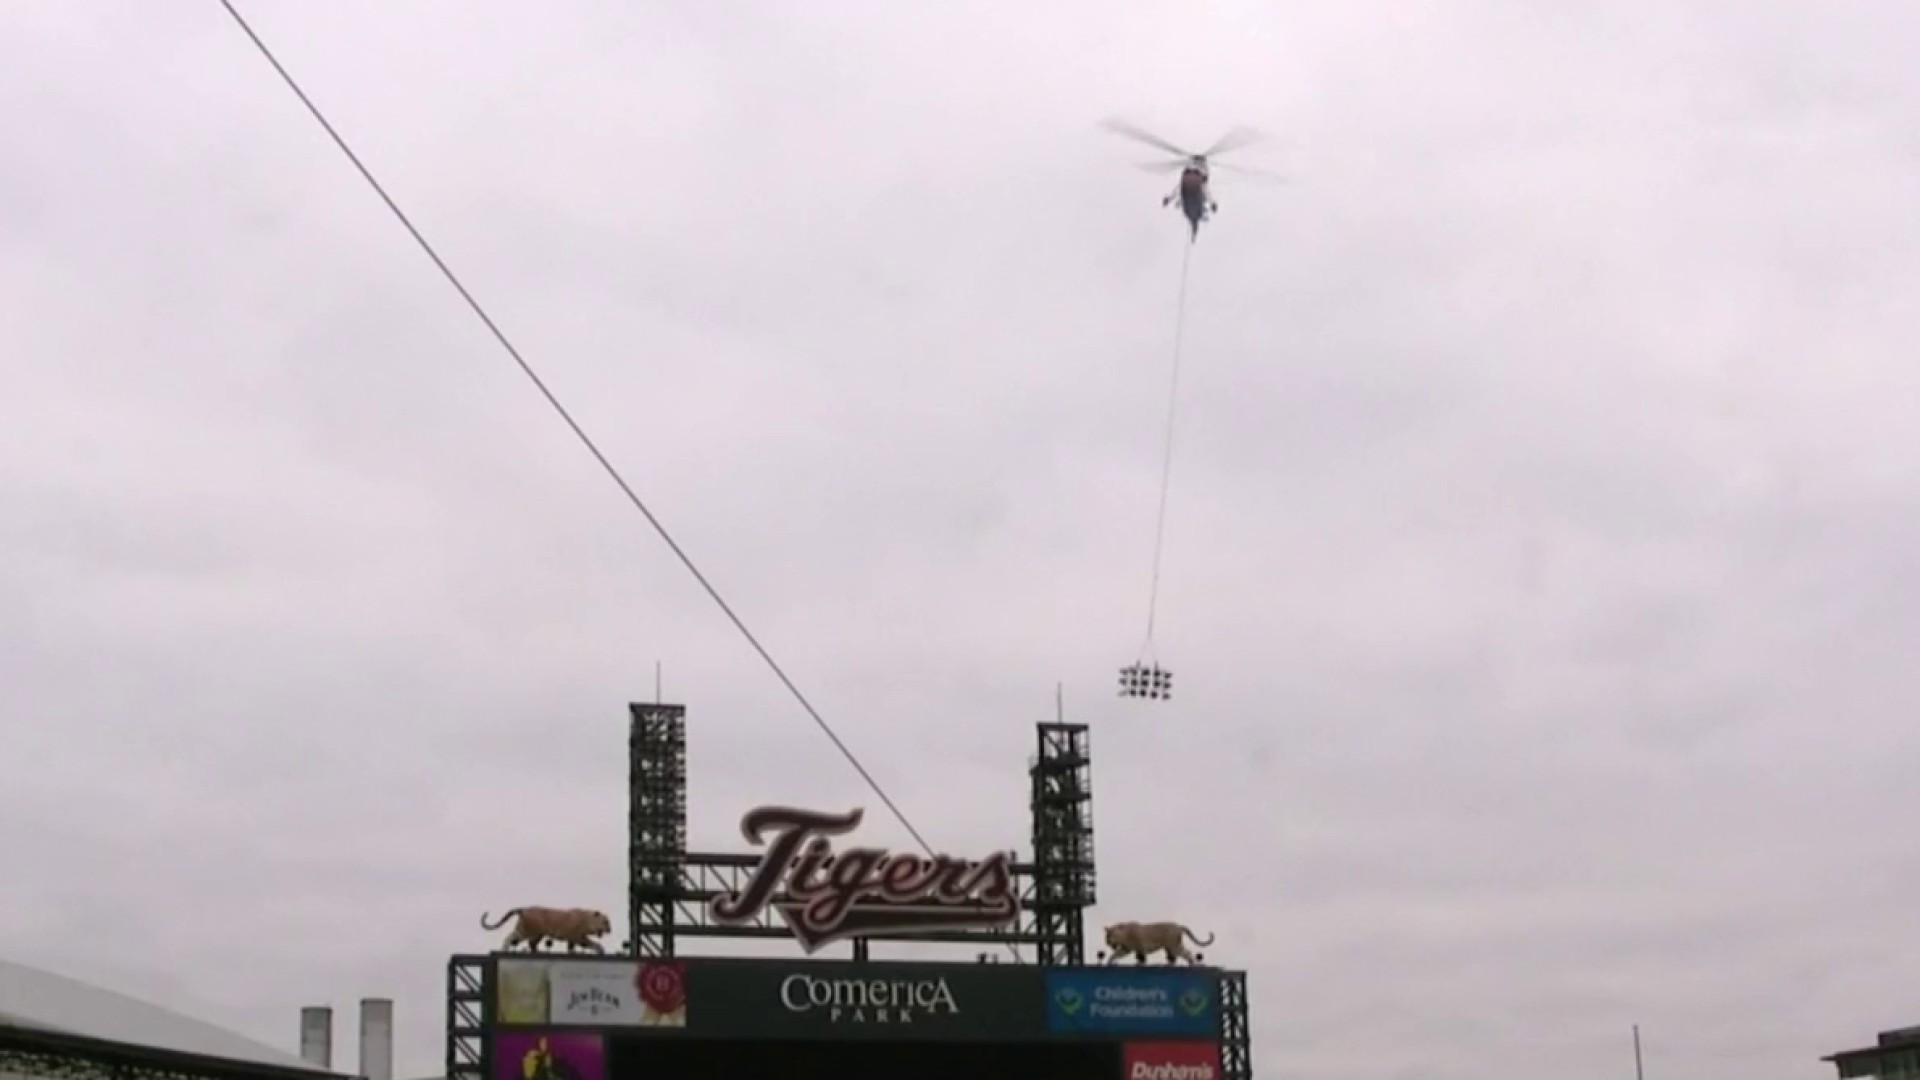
708,805,1019,951
494,959,687,1027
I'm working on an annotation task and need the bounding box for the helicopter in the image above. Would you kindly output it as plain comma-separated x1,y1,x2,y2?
1100,119,1282,240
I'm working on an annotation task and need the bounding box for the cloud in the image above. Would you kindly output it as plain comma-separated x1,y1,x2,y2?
4,2,1919,1078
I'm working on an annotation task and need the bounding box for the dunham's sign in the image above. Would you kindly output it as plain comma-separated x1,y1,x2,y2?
709,806,1020,951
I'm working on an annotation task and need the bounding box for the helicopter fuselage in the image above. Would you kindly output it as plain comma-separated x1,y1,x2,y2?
1104,118,1265,240
1175,166,1212,236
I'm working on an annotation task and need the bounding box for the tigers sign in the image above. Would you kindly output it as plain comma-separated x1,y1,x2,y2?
709,806,1019,951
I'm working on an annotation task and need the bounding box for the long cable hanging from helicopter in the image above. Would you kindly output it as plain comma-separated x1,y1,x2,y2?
1099,118,1284,703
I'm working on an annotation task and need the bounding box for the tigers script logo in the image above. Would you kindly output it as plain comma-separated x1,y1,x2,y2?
708,806,1019,951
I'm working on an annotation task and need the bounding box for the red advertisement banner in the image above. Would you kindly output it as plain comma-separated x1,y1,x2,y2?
1122,1040,1221,1080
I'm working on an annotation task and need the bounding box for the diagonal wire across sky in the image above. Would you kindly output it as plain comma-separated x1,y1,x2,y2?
211,0,953,866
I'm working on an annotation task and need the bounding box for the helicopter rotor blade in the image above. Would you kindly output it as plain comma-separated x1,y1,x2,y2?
1210,160,1288,185
1135,160,1188,173
1203,125,1267,158
1099,117,1196,160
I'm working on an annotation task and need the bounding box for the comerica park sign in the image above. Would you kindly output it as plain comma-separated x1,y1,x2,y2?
709,806,1019,952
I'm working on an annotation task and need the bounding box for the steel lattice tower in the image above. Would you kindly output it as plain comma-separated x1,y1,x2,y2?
627,702,688,957
1028,721,1097,965
1219,970,1253,1080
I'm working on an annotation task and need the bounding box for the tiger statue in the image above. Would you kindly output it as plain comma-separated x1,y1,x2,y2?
1103,920,1216,965
480,907,613,954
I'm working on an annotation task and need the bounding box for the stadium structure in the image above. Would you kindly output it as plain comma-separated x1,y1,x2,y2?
446,702,1256,1080
0,959,390,1080
1824,1023,1920,1079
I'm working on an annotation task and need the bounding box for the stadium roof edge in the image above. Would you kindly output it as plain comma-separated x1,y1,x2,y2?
0,956,343,1076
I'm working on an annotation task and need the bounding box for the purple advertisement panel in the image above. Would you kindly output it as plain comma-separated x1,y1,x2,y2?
492,1032,605,1080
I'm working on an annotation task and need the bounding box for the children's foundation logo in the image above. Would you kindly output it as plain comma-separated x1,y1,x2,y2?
1046,971,1217,1035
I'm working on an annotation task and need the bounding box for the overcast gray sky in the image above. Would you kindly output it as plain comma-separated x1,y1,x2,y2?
5,2,1919,1078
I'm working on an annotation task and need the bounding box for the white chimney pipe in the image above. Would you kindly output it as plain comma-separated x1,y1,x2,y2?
299,1006,333,1069
359,998,393,1080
